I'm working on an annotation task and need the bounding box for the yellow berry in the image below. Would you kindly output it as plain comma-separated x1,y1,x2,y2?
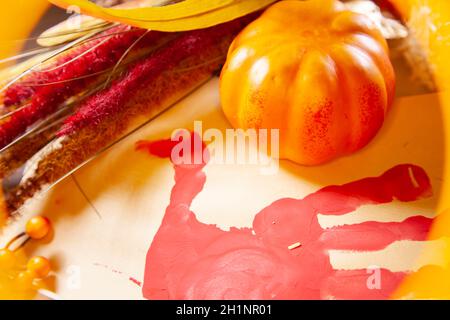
27,256,51,278
26,216,51,240
0,248,16,270
16,270,35,290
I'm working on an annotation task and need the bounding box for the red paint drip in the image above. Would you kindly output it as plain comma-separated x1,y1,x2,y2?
129,277,142,287
137,135,434,300
93,263,142,288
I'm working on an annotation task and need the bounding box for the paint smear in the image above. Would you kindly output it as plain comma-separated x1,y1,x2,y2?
93,263,142,287
129,277,142,287
136,134,433,300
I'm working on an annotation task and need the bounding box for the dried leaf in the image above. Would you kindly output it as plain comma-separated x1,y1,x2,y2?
38,0,175,47
48,0,277,31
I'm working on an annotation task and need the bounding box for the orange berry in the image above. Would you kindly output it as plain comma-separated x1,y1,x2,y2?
26,216,51,240
16,270,35,290
27,256,51,278
0,248,16,270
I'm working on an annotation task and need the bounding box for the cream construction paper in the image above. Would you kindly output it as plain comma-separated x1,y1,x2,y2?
0,78,446,299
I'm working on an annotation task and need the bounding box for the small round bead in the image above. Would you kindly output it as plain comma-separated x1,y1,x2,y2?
27,256,51,278
26,216,51,240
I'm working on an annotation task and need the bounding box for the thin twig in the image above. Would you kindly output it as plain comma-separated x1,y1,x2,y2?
103,30,151,89
0,24,115,95
0,47,53,65
71,174,102,219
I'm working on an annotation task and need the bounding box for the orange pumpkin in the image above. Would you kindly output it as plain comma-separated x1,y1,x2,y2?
220,0,395,165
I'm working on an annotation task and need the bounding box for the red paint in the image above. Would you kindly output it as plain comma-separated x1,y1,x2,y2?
129,277,142,287
93,263,142,287
138,134,433,300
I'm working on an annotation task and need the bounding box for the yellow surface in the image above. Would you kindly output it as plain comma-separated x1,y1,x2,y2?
0,0,50,223
48,0,277,31
0,0,449,299
0,80,445,299
0,0,49,61
0,0,49,300
387,0,450,299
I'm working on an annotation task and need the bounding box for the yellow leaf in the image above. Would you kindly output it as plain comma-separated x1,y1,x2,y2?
48,0,278,31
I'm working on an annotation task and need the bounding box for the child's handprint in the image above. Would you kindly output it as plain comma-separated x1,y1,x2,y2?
137,134,433,300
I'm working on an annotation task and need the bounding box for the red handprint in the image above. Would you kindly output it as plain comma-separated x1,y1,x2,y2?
137,134,433,300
